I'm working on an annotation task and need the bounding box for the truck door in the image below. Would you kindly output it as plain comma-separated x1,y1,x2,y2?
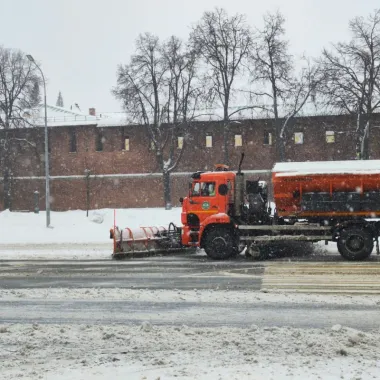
189,181,219,220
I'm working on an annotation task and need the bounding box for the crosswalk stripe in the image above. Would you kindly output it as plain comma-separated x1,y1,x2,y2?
262,262,380,294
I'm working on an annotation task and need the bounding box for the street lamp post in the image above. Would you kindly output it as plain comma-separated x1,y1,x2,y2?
26,54,50,227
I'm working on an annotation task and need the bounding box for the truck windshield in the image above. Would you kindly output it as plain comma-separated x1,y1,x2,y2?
192,182,216,197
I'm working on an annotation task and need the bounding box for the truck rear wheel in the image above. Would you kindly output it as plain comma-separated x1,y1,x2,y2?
337,227,373,261
204,227,235,260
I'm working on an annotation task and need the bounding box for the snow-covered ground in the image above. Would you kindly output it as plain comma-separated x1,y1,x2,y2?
0,208,181,244
1,288,380,306
0,208,182,259
3,208,377,379
1,322,379,380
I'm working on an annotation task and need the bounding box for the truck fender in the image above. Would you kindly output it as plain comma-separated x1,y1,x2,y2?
199,213,233,248
332,219,377,241
203,213,231,226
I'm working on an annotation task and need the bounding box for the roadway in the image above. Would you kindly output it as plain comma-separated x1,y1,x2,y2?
0,245,379,292
1,248,380,329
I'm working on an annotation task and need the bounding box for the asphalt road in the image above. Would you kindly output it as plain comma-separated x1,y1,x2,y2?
0,247,379,291
1,298,380,330
1,248,380,328
0,255,265,290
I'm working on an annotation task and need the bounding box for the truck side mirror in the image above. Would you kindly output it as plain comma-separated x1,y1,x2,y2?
218,184,229,196
179,197,184,203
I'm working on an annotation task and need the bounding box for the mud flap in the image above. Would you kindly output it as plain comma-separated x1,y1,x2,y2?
245,243,269,260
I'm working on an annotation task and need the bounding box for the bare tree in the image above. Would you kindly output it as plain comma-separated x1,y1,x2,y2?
113,33,201,209
249,11,294,161
320,9,380,159
161,36,204,206
0,46,42,209
279,58,324,147
190,8,252,164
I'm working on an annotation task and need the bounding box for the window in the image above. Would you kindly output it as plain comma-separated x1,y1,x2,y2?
178,136,184,149
124,136,130,151
69,128,77,153
206,133,212,148
120,128,129,151
264,132,273,145
326,131,335,143
294,132,304,145
96,129,103,152
192,182,200,196
235,134,242,147
192,182,216,197
48,134,51,153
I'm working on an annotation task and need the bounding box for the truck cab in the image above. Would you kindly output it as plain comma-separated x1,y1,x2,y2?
181,170,236,250
180,155,271,260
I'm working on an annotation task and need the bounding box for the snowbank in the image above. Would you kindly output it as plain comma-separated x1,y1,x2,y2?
0,323,379,380
0,208,181,245
1,288,380,306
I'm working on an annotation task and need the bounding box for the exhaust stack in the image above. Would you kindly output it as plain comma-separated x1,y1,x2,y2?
234,153,245,217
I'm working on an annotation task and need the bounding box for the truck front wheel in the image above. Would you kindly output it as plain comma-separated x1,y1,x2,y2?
204,227,235,260
337,227,373,261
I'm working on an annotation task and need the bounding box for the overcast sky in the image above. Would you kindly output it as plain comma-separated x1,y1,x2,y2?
1,0,378,114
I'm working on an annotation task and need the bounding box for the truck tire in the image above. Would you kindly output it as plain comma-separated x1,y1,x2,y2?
337,227,373,261
204,227,235,260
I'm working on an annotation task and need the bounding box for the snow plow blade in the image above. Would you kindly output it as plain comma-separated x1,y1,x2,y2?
110,223,194,258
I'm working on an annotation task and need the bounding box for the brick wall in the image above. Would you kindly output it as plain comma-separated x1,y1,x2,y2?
2,113,380,211
4,172,273,212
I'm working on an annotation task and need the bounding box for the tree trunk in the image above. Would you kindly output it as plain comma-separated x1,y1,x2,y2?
361,130,369,161
357,113,370,160
85,172,91,217
223,121,229,165
362,114,371,160
156,149,172,210
3,166,11,210
222,93,230,166
163,171,172,210
2,135,12,210
275,119,285,162
279,135,286,162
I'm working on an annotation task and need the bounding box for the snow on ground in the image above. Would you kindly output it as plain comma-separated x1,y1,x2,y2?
0,208,181,245
0,243,114,260
1,209,378,379
0,208,182,259
0,322,379,380
1,288,380,306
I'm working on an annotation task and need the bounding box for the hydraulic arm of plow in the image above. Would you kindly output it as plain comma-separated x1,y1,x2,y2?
110,222,185,258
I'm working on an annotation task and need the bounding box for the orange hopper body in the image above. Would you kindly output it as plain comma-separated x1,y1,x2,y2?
272,160,380,219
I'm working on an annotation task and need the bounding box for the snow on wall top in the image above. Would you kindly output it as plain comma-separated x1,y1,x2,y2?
273,160,380,176
25,104,99,127
22,106,131,128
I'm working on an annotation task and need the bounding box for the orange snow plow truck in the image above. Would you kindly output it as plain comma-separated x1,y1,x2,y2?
110,154,380,261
